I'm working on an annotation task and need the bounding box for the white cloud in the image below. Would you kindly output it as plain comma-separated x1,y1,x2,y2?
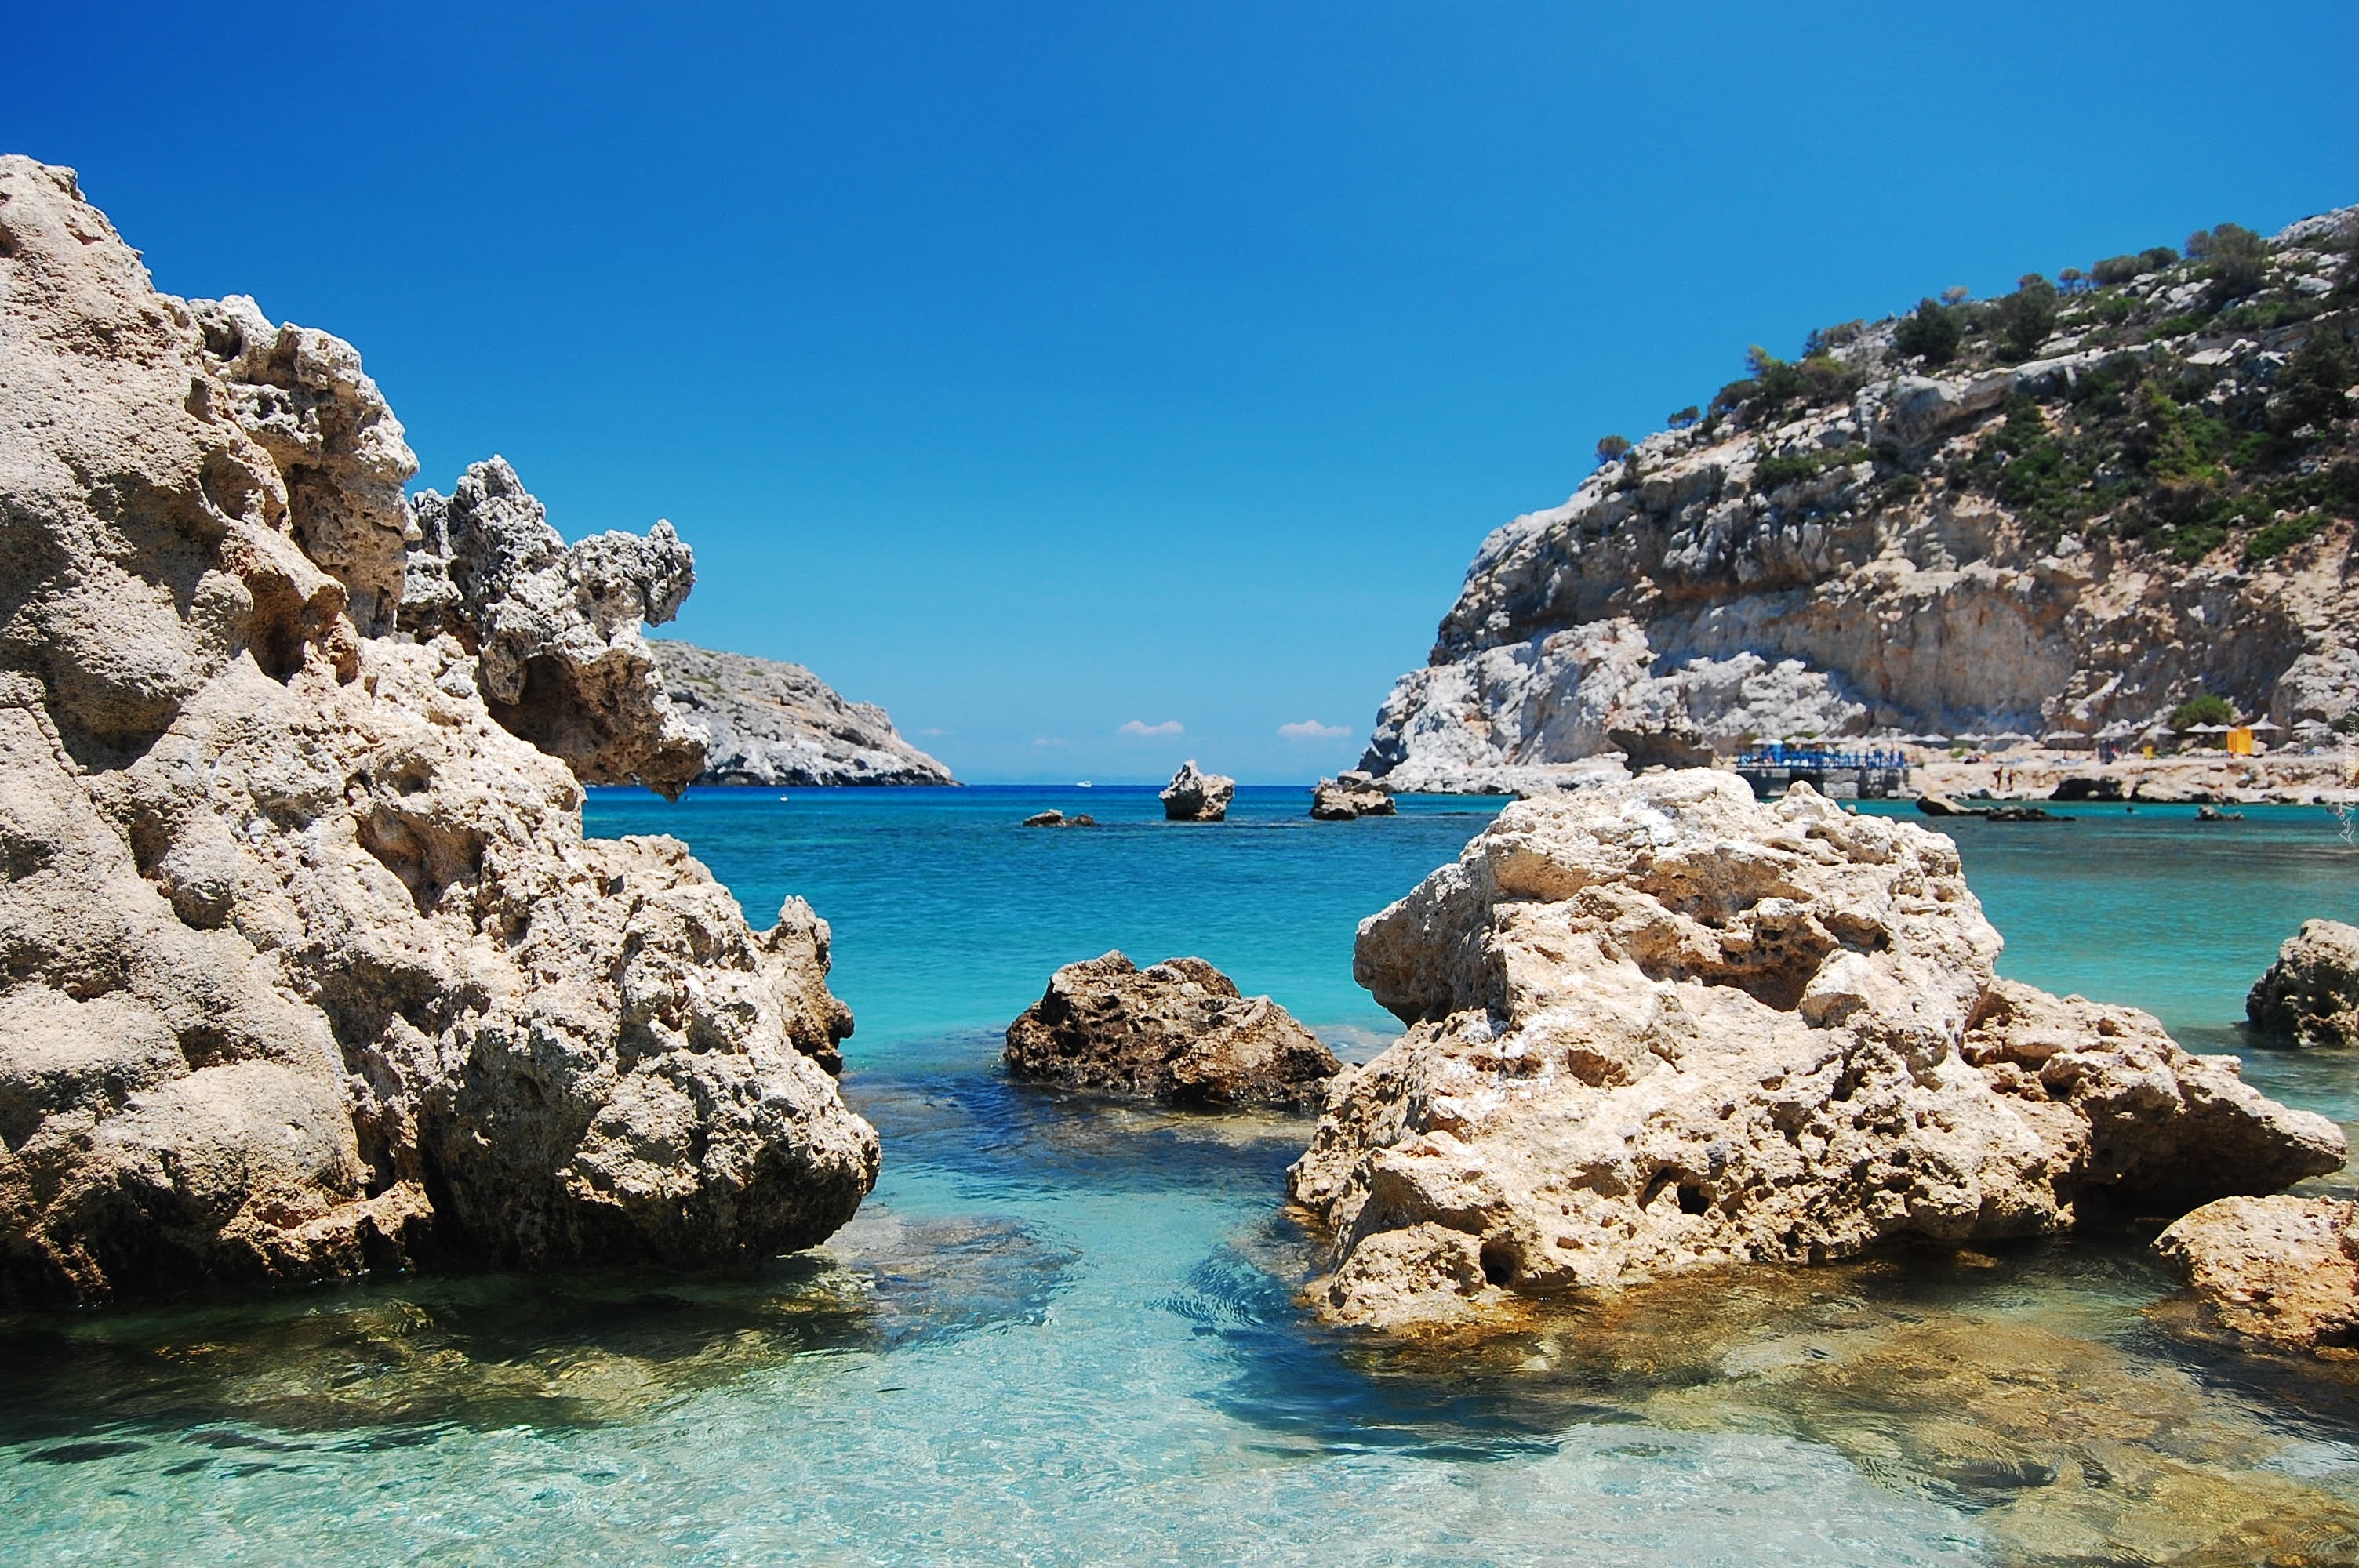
1118,719,1184,738
1032,735,1067,747
1278,719,1352,740
917,727,950,738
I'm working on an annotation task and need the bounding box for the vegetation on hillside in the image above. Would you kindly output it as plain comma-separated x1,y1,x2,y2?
1637,211,2359,570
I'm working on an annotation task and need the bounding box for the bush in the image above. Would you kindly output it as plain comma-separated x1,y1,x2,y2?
2273,329,2356,435
2142,245,2181,271
2189,223,2270,303
1892,299,1963,366
2244,511,2327,566
1667,405,1699,430
1595,434,1632,466
1992,274,2059,358
2091,254,2145,286
1941,285,1971,306
1803,320,1866,355
2170,694,2235,728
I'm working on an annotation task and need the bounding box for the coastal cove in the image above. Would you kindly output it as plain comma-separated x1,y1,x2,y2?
5,788,2359,1564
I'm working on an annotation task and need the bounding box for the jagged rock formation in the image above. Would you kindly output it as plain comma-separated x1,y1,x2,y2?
650,641,954,788
0,156,878,1306
1285,770,2343,1328
1363,208,2359,787
1161,760,1235,822
402,458,705,798
2155,1195,2359,1354
1005,953,1341,1109
2247,918,2359,1046
1310,771,1395,821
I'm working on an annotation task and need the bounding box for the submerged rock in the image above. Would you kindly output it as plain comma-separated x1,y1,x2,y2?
2247,919,2359,1047
650,640,955,788
1286,769,2343,1328
1005,953,1341,1109
1161,760,1236,822
1310,771,1396,821
0,156,878,1307
1021,810,1094,827
2154,1195,2359,1355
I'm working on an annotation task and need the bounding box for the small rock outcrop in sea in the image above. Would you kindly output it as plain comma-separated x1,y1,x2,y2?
1310,771,1396,821
1004,953,1341,1109
1916,792,1981,817
2247,919,2359,1046
1022,810,1094,827
1160,760,1236,822
651,641,954,788
2154,1196,2359,1354
0,156,878,1307
1285,769,2344,1328
402,456,707,798
1356,206,2359,790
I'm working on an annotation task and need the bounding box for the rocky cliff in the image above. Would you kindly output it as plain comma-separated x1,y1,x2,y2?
651,641,953,788
1363,208,2359,788
0,157,878,1305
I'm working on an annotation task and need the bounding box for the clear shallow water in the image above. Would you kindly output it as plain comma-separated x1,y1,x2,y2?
6,786,2359,1565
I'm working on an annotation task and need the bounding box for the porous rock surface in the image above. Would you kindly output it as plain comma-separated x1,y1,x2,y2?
1005,953,1341,1109
0,156,878,1305
1285,769,2343,1327
1161,760,1236,822
2154,1195,2359,1354
402,457,706,798
1310,771,1396,821
651,640,954,788
2246,918,2359,1047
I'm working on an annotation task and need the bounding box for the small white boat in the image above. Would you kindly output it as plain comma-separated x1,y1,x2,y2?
1076,780,1093,789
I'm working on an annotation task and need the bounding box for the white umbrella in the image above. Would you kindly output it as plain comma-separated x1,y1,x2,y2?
2247,718,2284,733
2040,730,2085,744
2185,723,2231,735
1992,731,2034,746
2095,720,2139,739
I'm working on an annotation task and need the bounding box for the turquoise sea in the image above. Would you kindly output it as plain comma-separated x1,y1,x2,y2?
6,786,2359,1564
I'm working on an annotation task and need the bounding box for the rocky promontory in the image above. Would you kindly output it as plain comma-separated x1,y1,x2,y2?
0,157,878,1306
1005,953,1341,1109
1361,208,2359,787
652,641,954,788
1286,769,2343,1328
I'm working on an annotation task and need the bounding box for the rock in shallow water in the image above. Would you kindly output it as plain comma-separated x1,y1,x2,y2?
1005,953,1341,1109
2247,918,2359,1047
2154,1194,2359,1354
1160,760,1236,822
1286,769,2344,1328
0,156,878,1306
1310,771,1395,821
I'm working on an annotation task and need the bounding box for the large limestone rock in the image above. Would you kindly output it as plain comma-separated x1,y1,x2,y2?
651,640,954,787
1286,769,2343,1328
1005,953,1341,1109
2154,1196,2359,1354
1310,771,1396,821
402,458,707,799
1160,760,1236,822
0,156,878,1306
2247,919,2359,1047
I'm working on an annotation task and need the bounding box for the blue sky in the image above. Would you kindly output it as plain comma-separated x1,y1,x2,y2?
13,3,2355,782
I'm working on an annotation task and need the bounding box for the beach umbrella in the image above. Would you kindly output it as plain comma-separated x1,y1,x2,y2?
2095,720,2139,740
2247,718,2284,733
1992,731,2034,746
2185,723,2230,735
2040,731,2085,745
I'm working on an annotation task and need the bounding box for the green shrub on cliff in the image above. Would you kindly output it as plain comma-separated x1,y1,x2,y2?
2243,510,2328,565
1892,299,1962,366
2170,694,2235,729
1993,275,2059,358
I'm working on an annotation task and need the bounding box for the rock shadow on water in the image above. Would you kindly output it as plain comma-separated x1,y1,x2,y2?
0,1208,1070,1457
847,1063,1318,1201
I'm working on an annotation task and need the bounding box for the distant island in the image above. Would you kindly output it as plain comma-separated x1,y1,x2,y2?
1363,206,2359,792
653,641,956,787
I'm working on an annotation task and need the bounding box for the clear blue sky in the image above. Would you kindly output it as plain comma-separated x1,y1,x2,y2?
12,3,2354,782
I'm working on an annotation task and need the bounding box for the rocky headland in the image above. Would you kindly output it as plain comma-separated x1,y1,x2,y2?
1005,953,1341,1109
1361,208,2359,789
652,641,954,788
1285,769,2343,1329
0,157,878,1305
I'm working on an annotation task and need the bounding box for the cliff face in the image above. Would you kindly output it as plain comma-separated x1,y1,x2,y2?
0,157,878,1305
1364,209,2359,787
652,641,954,787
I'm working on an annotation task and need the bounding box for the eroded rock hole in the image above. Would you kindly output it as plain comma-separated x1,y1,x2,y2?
1677,1181,1710,1215
1478,1237,1521,1287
